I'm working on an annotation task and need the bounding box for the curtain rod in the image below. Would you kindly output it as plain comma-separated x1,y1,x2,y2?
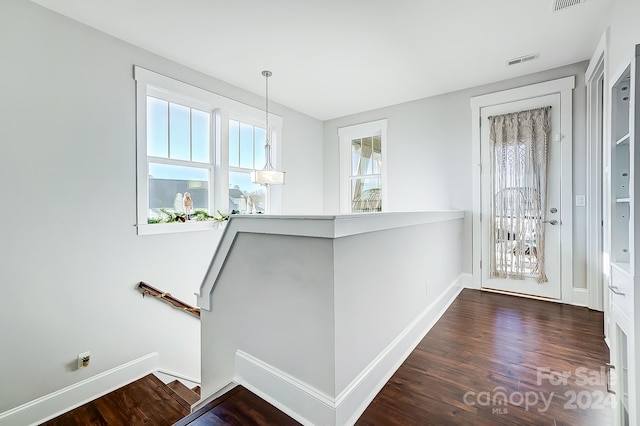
488,105,552,120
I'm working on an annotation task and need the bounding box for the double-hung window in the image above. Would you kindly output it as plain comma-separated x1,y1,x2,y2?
134,66,281,235
228,119,267,214
146,95,212,219
338,119,388,213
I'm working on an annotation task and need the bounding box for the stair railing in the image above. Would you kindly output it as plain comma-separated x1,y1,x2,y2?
138,281,201,318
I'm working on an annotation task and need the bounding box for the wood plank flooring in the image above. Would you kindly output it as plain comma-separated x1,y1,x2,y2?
174,386,299,426
41,374,190,425
357,289,612,425
40,289,611,425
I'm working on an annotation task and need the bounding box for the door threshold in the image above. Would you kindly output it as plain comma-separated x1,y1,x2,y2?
480,287,562,303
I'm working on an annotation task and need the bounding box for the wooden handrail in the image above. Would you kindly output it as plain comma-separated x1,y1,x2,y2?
138,282,200,318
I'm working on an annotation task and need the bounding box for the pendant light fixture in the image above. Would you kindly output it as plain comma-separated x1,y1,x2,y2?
251,70,285,185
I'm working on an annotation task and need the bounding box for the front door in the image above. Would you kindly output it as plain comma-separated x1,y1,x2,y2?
480,94,562,299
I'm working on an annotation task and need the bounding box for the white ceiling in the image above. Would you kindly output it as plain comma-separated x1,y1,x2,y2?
30,0,613,121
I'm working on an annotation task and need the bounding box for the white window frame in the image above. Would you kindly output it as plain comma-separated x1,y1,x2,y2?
227,114,270,214
338,119,388,214
134,66,282,235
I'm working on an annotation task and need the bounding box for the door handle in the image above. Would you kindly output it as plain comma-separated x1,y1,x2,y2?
605,363,616,394
609,285,626,296
543,219,559,225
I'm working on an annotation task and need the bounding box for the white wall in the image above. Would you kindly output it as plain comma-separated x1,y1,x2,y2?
323,62,589,287
608,0,640,81
0,0,323,415
200,233,337,397
197,213,464,425
333,219,463,395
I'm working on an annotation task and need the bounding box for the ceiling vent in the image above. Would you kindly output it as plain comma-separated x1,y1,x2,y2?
507,53,540,67
553,0,585,12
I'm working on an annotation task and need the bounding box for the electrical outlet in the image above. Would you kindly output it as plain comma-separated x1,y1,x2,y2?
78,351,91,369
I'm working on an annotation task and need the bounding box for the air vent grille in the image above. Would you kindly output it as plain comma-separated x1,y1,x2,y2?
507,53,540,67
553,0,585,12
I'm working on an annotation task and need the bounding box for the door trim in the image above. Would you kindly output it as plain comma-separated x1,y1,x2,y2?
585,29,608,311
470,76,575,303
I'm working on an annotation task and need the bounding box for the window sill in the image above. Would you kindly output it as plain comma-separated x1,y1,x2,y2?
137,221,226,236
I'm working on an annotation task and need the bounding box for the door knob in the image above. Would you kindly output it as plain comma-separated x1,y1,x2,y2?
543,219,558,225
550,208,557,213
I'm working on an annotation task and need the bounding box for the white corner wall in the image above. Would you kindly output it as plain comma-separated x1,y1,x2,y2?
0,0,323,419
198,213,464,425
332,219,463,395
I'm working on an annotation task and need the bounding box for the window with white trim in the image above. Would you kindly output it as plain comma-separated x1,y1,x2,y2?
228,119,266,214
338,119,388,213
134,66,282,235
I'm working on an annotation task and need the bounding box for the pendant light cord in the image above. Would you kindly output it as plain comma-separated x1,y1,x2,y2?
262,70,273,170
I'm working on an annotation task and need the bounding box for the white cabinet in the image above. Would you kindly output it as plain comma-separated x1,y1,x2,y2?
608,44,640,426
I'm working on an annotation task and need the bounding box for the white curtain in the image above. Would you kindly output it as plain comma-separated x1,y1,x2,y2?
353,138,373,201
489,107,551,282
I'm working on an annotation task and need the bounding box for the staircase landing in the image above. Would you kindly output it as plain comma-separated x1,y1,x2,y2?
174,385,299,426
39,375,298,426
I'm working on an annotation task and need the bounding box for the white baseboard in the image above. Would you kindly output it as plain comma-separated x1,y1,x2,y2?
337,276,463,425
572,287,589,307
459,272,473,288
235,351,334,425
193,381,238,413
154,369,200,389
233,276,463,426
0,353,159,426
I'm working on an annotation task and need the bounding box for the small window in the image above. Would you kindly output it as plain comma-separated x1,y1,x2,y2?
339,119,388,213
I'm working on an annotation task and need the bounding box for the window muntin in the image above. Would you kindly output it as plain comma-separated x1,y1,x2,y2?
229,119,267,214
145,96,213,221
228,119,266,170
338,120,388,214
147,97,211,163
134,66,283,234
350,136,383,213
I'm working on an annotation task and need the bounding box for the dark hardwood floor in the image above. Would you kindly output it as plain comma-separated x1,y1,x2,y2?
357,289,612,425
174,386,299,426
41,374,190,425
40,289,611,425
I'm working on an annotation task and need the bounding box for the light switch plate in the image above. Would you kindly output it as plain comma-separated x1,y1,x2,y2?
576,195,586,207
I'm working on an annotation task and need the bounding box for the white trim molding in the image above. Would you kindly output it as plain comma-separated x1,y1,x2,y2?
470,76,575,304
133,66,284,235
585,28,609,312
0,353,159,426
233,276,464,426
572,288,590,307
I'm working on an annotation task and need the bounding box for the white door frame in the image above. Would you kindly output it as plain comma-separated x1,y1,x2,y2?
470,77,575,303
585,29,609,312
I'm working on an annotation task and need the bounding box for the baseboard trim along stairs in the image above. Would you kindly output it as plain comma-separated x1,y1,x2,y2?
231,275,465,425
39,374,200,425
0,353,161,426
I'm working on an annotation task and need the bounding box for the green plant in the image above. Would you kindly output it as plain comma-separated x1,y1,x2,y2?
159,209,187,223
193,210,215,221
212,210,240,222
148,208,239,224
